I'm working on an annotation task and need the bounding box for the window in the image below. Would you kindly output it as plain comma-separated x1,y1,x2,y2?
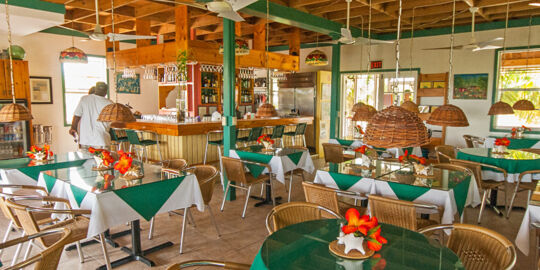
493,48,540,131
62,56,108,125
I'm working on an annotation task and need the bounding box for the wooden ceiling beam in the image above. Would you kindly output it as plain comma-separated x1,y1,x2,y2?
289,0,330,8
134,2,175,18
310,2,365,16
191,15,222,28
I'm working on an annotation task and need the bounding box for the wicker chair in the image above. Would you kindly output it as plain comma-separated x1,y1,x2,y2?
322,143,355,164
0,228,71,270
419,224,517,270
507,170,540,218
368,195,441,231
220,156,276,218
302,182,366,217
434,145,456,164
161,158,188,179
463,135,484,148
532,222,540,270
450,158,508,223
166,260,250,270
5,196,111,269
266,202,341,234
282,146,309,202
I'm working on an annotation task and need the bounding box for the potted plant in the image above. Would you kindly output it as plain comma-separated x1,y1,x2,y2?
354,145,376,176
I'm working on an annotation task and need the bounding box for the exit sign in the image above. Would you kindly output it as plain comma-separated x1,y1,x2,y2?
371,60,383,69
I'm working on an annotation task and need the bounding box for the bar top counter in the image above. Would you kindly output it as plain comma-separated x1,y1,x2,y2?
111,116,314,136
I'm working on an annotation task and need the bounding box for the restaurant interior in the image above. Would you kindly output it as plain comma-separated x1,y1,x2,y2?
0,0,539,269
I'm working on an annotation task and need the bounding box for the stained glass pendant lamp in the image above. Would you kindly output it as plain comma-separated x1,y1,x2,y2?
0,0,33,123
219,39,250,55
305,33,328,66
59,47,88,64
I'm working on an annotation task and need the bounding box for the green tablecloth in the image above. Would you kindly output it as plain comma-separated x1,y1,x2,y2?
457,149,539,174
251,219,463,270
489,137,540,149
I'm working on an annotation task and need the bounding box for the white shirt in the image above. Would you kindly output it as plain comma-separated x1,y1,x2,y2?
73,94,113,147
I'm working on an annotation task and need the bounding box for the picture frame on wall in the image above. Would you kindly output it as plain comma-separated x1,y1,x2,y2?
453,73,489,100
29,76,53,104
116,73,141,94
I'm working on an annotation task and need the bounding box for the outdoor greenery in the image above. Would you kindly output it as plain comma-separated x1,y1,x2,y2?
498,70,540,125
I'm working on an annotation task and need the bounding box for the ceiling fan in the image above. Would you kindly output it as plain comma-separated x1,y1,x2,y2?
205,0,257,22
338,0,393,45
424,7,503,51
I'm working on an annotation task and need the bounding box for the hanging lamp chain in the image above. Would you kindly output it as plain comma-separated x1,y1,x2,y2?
111,0,118,103
366,0,372,74
5,0,16,104
502,0,510,53
393,0,402,90
526,14,532,69
409,7,416,74
448,0,456,104
265,0,270,98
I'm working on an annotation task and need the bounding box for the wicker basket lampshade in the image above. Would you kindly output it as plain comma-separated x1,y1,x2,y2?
255,103,278,118
488,101,514,115
400,101,420,113
513,99,536,111
363,106,430,148
98,103,136,122
352,102,366,112
352,105,377,121
0,103,33,122
426,104,469,127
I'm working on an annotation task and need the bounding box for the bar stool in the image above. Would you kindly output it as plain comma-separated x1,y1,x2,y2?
283,123,307,147
267,125,285,147
125,129,163,163
109,128,129,151
204,130,223,165
236,127,263,147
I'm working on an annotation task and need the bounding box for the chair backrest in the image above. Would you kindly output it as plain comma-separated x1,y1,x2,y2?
522,148,540,155
186,165,219,205
271,125,285,139
419,224,517,270
302,182,340,216
0,185,49,229
221,157,248,185
463,135,475,148
432,163,473,176
248,127,264,141
163,159,188,171
6,198,46,239
125,129,141,145
434,145,456,163
295,123,307,135
368,195,418,230
166,260,250,270
449,159,484,189
0,228,72,270
518,170,540,187
322,143,346,163
265,202,341,234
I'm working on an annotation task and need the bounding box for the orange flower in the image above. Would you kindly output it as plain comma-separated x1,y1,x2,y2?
88,147,96,154
366,226,387,251
495,137,510,147
341,209,378,235
114,154,133,174
354,145,369,154
398,149,409,163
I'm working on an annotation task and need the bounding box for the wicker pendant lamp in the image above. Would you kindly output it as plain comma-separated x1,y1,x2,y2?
513,99,535,110
0,0,33,123
352,104,376,121
98,0,135,123
488,101,514,115
400,100,419,113
426,0,468,127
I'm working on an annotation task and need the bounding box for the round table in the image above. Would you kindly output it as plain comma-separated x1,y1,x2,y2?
251,219,463,270
456,148,540,182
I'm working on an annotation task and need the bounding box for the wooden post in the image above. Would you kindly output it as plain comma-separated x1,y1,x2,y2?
252,21,266,51
330,44,340,139
289,28,300,56
223,18,237,201
135,19,151,47
175,5,189,52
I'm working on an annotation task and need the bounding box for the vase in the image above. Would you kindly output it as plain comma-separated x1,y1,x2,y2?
495,145,507,153
516,129,524,139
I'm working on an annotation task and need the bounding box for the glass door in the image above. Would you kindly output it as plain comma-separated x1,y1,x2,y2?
341,73,379,138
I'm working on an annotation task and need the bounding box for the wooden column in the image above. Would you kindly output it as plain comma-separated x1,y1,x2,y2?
175,5,189,51
223,18,237,200
135,19,151,47
330,44,340,139
253,21,266,51
289,28,300,56
235,21,242,37
104,26,119,52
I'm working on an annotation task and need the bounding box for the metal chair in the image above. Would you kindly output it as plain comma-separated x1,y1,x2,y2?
283,123,307,147
268,125,285,147
236,127,263,147
161,158,188,180
109,128,128,152
125,129,163,164
322,143,355,164
419,224,517,270
265,202,341,234
434,145,456,164
369,195,441,231
220,156,275,218
302,181,366,217
507,170,540,218
463,135,484,148
204,130,223,165
166,260,250,270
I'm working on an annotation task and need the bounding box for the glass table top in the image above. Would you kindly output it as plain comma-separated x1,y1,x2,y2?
42,160,189,194
258,219,463,270
0,152,92,169
459,148,540,160
236,145,305,157
320,158,410,179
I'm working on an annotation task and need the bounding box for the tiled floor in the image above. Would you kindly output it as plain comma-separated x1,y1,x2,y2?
0,158,537,269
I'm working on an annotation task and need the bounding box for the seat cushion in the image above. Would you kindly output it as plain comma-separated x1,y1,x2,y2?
41,216,89,247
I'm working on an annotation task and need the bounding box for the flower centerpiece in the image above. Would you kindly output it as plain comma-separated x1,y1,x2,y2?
257,134,275,150
91,173,115,192
114,151,143,186
88,147,115,170
398,150,431,180
511,125,531,139
329,209,387,259
354,145,376,174
494,137,510,153
354,125,364,139
26,145,53,161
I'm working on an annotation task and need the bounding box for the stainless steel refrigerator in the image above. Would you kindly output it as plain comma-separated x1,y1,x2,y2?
0,100,30,160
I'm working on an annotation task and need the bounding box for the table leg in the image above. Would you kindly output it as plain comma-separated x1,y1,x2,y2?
65,229,130,251
96,220,173,270
251,180,282,207
489,190,504,216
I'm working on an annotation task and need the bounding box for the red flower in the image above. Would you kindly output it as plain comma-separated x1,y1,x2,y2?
88,147,96,154
114,153,133,174
495,137,510,146
366,226,387,251
398,149,409,163
342,208,387,252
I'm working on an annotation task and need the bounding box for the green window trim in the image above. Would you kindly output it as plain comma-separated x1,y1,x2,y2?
490,45,540,135
61,54,110,127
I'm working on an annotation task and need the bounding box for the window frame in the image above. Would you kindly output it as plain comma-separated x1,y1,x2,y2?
490,45,540,134
61,54,109,127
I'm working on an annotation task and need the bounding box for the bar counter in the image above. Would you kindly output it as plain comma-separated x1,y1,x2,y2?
111,116,314,164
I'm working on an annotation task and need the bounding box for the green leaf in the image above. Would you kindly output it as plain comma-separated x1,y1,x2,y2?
367,225,380,236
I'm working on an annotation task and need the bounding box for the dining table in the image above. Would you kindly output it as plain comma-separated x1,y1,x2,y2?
484,137,540,149
515,200,540,256
36,160,204,269
0,151,91,186
250,219,464,270
328,138,424,158
314,158,481,225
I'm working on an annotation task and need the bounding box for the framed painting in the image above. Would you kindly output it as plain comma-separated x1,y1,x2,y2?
453,73,488,99
116,73,140,94
30,76,53,104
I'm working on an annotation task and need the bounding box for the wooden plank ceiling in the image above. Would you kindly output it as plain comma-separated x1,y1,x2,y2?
43,0,540,46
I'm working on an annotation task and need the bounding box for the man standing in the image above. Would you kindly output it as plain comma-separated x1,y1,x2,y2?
69,82,113,149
